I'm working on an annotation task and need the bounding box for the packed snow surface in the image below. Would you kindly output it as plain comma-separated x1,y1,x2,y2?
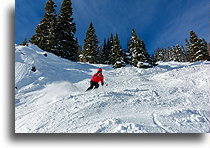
15,44,210,133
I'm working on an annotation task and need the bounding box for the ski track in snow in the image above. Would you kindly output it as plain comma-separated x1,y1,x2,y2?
15,45,210,133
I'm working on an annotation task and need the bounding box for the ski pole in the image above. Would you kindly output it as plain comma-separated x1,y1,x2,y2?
105,82,108,86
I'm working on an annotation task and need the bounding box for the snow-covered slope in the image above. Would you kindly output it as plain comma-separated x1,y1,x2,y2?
15,44,210,133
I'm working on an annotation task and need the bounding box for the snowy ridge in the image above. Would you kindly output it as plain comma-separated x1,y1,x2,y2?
15,44,210,133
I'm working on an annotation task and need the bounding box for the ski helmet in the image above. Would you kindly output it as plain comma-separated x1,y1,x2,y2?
98,68,102,72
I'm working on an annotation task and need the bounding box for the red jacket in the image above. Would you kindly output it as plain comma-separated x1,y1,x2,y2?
91,72,104,84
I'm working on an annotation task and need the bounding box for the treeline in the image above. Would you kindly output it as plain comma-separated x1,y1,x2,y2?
24,0,154,68
154,31,210,62
22,0,209,69
80,24,154,68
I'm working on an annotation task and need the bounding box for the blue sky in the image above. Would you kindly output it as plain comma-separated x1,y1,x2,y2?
15,0,209,54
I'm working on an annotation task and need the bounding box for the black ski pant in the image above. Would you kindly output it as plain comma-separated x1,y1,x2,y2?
86,81,99,91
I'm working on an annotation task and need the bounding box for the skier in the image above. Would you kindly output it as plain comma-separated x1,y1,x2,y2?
86,68,104,91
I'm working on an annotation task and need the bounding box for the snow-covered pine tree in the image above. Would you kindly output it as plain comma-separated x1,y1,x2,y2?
30,0,57,52
124,41,132,65
47,15,58,54
109,33,114,49
189,31,198,62
171,46,178,61
161,48,167,61
185,39,191,62
176,44,184,62
154,48,160,61
163,48,168,62
181,45,187,62
168,47,173,61
101,39,107,64
175,45,181,62
150,54,158,66
107,34,114,64
200,39,210,61
81,22,99,64
55,0,78,61
111,33,125,68
189,31,209,62
74,38,82,62
95,45,103,64
128,28,139,65
128,28,151,68
207,43,210,61
154,48,165,62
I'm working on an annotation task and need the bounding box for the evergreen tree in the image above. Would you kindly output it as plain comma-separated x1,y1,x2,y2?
47,16,57,54
185,39,191,62
74,38,82,61
30,0,57,52
181,45,187,62
150,54,158,66
107,33,114,64
208,43,210,60
154,48,166,62
176,44,183,62
171,46,177,61
124,40,132,65
154,48,160,61
81,22,99,64
200,39,210,61
128,28,151,68
189,31,209,62
189,31,198,62
55,0,77,61
164,48,169,62
100,39,111,64
97,45,103,64
128,28,139,65
167,47,173,61
111,33,125,68
109,33,114,49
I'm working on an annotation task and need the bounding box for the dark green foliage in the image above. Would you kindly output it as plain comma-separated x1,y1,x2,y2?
47,18,57,53
81,22,99,64
154,31,209,63
111,33,125,68
150,55,158,66
154,48,166,62
189,31,199,62
100,39,108,64
124,40,132,65
30,0,57,52
107,34,114,64
189,31,209,62
55,0,78,61
75,38,82,61
154,45,187,62
100,38,113,64
30,0,79,61
185,39,191,62
109,33,114,49
200,39,210,61
175,45,187,62
128,28,151,68
207,44,210,61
